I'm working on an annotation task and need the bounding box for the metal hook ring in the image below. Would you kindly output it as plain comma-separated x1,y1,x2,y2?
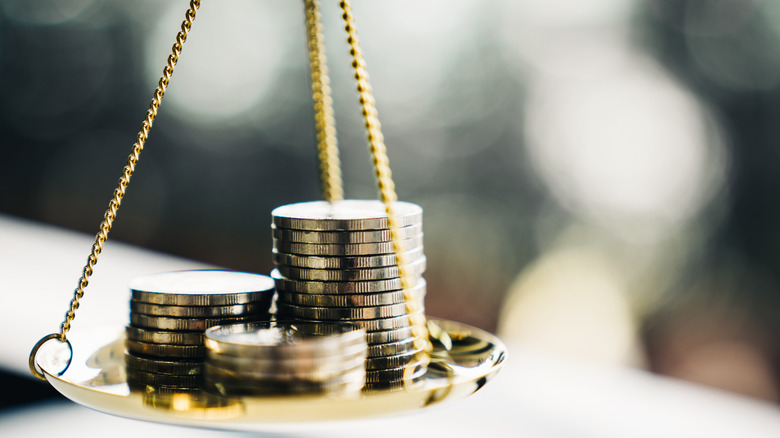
29,333,73,381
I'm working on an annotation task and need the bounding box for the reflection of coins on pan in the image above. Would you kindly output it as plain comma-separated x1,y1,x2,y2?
275,257,426,282
287,313,420,332
272,270,402,294
130,270,275,307
205,375,364,396
276,284,424,308
203,322,366,357
275,302,410,321
273,247,424,269
362,376,425,393
131,301,270,318
272,224,422,244
125,326,204,346
367,337,419,358
127,382,201,394
126,368,202,387
203,360,365,382
365,349,421,370
124,352,203,376
272,200,422,231
365,362,427,383
125,339,206,358
130,313,265,332
365,327,414,344
273,237,422,257
205,367,365,389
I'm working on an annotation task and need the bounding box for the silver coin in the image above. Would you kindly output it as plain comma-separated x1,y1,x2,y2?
365,362,427,383
276,302,410,321
272,247,425,269
125,339,207,359
272,224,422,244
276,284,425,308
273,237,423,257
125,326,204,346
205,349,366,376
130,270,274,306
130,301,271,318
287,312,420,332
365,327,414,344
276,257,426,282
365,349,422,370
203,322,366,357
367,337,420,358
272,200,422,231
272,269,402,294
124,351,203,376
130,313,267,332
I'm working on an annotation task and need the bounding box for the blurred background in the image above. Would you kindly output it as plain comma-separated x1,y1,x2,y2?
2,0,780,412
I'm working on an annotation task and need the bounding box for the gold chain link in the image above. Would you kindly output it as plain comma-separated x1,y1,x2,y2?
58,0,201,342
304,0,343,202
339,0,432,361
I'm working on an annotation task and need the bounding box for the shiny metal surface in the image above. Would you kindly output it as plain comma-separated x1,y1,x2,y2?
38,319,506,430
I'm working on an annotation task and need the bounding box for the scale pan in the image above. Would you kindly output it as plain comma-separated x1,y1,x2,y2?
37,319,506,432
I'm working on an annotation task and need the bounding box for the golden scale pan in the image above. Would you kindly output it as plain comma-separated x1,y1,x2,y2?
28,0,506,431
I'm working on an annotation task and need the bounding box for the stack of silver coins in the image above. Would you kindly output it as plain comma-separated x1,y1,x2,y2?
124,270,275,392
271,200,428,390
203,322,367,395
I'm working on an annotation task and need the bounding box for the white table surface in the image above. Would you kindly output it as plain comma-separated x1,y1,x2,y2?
2,214,779,437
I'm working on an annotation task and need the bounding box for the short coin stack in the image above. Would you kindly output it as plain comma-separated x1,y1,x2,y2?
271,200,428,390
203,322,366,396
125,270,275,392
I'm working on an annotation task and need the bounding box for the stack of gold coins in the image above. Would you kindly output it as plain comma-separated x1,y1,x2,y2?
124,270,275,392
271,200,428,390
203,322,366,395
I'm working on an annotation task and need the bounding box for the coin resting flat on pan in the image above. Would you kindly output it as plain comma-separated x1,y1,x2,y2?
272,224,422,244
130,270,275,306
124,352,203,375
273,247,425,269
271,200,422,231
275,256,426,282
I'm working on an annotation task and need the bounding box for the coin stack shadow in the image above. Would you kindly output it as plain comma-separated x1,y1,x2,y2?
125,270,275,393
271,200,428,391
203,322,367,396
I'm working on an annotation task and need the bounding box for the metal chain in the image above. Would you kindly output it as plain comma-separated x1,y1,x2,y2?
304,0,343,202
339,0,432,361
29,0,201,381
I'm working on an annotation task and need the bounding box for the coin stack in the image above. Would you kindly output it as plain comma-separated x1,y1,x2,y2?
203,322,367,396
124,270,275,392
271,200,428,390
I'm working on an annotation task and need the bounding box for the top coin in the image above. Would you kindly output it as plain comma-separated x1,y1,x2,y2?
272,200,422,231
130,270,275,306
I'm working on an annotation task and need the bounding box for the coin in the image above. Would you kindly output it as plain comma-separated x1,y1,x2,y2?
131,301,270,318
365,362,427,383
130,270,275,306
125,339,206,358
364,327,414,344
275,302,410,320
125,326,204,346
272,224,422,244
275,257,426,282
272,247,425,269
272,200,422,231
126,368,203,387
205,350,366,377
272,270,402,294
288,313,420,332
365,349,421,370
366,337,419,358
276,285,424,308
124,352,203,375
130,313,266,331
273,237,423,257
203,322,366,357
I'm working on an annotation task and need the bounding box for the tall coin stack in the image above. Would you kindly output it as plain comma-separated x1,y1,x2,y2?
125,270,275,393
271,200,428,390
203,322,367,396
